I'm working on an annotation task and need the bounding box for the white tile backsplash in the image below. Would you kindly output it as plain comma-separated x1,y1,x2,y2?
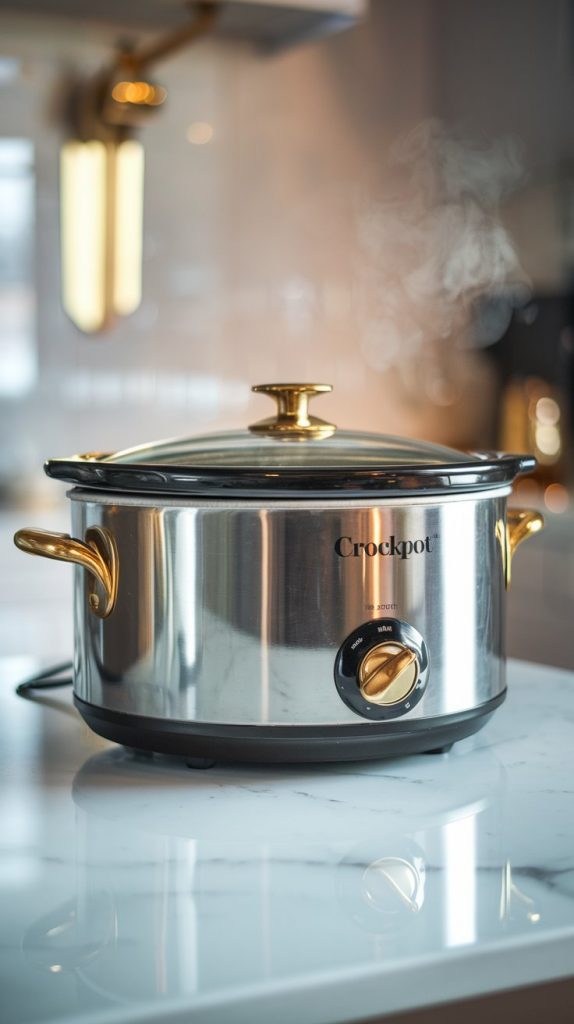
0,1,469,492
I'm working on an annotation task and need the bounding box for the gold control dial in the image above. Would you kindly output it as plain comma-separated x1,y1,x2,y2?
358,641,419,705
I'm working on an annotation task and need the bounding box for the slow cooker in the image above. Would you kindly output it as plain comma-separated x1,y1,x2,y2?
14,382,543,763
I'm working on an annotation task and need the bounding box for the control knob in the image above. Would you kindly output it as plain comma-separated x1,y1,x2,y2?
357,641,419,706
334,618,428,719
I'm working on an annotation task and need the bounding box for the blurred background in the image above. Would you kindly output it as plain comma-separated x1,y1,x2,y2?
0,0,572,668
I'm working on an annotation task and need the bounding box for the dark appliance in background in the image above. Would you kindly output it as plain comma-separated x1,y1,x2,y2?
483,294,574,512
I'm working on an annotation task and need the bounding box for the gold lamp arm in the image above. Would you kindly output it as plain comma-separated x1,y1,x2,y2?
14,527,118,619
119,2,219,76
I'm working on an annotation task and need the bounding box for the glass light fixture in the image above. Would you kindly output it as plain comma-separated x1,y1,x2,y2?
60,138,144,333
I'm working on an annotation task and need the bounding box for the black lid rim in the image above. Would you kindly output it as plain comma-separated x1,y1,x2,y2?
44,453,537,499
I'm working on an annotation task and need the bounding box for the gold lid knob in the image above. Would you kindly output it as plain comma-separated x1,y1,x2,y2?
249,383,336,441
358,641,419,705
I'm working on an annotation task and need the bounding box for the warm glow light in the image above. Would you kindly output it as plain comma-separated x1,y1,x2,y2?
186,121,213,145
49,965,63,974
61,139,144,333
544,483,570,514
535,423,561,460
61,140,107,332
113,140,144,316
111,81,166,106
535,396,560,425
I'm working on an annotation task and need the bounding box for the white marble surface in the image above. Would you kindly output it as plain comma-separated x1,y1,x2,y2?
1,656,574,1024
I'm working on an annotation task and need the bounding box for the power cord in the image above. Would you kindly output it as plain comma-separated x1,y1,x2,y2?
16,661,74,698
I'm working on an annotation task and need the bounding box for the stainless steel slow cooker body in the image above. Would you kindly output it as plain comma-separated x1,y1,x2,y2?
15,383,543,762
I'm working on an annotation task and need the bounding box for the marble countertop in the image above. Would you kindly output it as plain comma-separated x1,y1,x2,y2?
1,656,574,1024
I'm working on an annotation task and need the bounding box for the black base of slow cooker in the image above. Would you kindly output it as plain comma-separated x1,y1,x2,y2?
75,691,506,764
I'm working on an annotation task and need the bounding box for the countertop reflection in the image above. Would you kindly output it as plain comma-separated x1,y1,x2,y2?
1,658,574,1024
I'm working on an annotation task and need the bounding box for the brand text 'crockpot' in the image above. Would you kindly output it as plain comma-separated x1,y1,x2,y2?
334,536,434,559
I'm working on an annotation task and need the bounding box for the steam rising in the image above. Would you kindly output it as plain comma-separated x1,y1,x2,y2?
359,120,529,372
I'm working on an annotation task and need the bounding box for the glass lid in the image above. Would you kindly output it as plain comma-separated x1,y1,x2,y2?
105,429,478,469
45,383,536,497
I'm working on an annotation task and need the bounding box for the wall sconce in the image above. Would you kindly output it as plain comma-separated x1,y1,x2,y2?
60,2,218,334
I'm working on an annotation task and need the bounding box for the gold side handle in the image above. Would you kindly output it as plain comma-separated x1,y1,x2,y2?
496,508,544,590
14,526,118,618
249,383,336,440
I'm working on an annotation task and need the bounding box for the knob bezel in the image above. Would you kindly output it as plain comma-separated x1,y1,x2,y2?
334,618,429,720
